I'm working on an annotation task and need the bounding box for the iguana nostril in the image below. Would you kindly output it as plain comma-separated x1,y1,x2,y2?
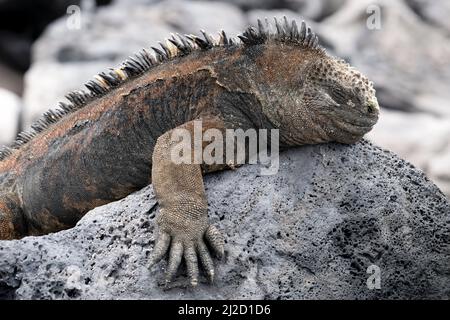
367,101,379,114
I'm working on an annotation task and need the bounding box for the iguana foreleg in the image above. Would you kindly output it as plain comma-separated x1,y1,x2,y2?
149,118,225,287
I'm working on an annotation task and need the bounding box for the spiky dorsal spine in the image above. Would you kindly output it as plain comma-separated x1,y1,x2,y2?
239,17,320,50
0,17,321,162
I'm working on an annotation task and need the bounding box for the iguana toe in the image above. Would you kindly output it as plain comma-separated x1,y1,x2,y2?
197,240,215,283
205,225,225,258
165,240,183,283
184,244,199,287
148,230,170,267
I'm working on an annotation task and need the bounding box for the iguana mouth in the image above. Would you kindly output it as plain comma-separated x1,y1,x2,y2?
330,109,379,140
332,104,379,129
351,115,379,129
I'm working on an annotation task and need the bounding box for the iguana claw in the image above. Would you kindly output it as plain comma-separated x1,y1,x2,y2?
149,224,224,287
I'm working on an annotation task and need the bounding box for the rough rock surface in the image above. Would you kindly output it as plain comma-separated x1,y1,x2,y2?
0,141,449,300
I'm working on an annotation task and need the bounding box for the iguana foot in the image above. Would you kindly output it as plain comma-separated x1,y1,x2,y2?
149,222,224,287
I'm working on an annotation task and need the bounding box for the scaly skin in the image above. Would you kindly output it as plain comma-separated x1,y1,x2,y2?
0,18,379,287
150,118,229,285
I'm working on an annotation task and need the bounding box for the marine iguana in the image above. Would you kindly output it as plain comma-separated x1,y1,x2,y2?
0,17,379,287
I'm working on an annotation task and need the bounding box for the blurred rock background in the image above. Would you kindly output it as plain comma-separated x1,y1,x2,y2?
0,0,449,196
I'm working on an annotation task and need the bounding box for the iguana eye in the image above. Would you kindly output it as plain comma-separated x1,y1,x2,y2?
329,87,348,104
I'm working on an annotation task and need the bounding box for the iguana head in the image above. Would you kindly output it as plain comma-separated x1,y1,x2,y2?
237,18,379,145
300,54,380,144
